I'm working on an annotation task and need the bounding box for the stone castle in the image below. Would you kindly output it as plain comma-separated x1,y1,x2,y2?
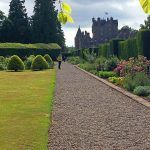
75,17,137,49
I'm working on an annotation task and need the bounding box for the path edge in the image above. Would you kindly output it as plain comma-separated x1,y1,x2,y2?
75,65,150,108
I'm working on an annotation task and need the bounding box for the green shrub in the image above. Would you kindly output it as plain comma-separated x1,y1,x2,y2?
104,56,119,71
108,77,124,86
134,86,150,96
24,55,35,70
31,55,49,71
80,63,96,72
98,71,117,78
89,70,98,75
44,54,54,69
7,55,25,71
0,63,5,71
95,57,106,71
0,56,5,63
68,56,84,65
123,72,150,91
0,56,6,70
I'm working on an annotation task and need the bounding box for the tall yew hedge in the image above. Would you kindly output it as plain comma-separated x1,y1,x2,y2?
137,30,150,59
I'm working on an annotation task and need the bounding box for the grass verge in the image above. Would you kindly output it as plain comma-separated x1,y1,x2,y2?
0,70,56,150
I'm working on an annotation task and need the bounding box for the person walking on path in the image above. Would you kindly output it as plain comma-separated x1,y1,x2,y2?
57,54,62,69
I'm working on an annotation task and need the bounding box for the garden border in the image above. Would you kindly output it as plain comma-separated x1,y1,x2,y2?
75,65,150,108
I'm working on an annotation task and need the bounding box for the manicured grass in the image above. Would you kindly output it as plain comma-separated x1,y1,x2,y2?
0,70,56,150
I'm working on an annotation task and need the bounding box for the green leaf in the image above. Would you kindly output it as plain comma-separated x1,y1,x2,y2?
139,0,150,13
62,2,72,14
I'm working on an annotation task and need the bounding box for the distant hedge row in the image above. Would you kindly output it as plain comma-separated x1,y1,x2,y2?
73,30,150,60
0,43,61,60
98,30,150,59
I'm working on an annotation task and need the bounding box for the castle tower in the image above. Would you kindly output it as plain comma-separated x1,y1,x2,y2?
75,27,82,49
92,17,118,45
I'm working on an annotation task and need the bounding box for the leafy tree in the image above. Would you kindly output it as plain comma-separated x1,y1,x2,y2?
8,0,31,43
140,15,150,29
0,10,6,27
0,18,14,42
56,20,65,49
32,0,57,43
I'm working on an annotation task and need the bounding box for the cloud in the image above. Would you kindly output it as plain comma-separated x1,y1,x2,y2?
0,0,148,46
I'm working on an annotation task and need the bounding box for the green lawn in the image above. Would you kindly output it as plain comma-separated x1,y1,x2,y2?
0,70,56,150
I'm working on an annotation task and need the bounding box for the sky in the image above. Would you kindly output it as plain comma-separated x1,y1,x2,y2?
0,0,148,46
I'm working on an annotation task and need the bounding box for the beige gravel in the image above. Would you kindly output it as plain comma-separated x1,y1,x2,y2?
48,63,150,150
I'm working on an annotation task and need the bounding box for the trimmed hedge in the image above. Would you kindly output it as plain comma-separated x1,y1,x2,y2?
118,38,138,60
7,55,25,71
99,43,110,58
137,30,150,59
0,43,61,60
31,55,49,71
110,39,124,56
98,30,149,59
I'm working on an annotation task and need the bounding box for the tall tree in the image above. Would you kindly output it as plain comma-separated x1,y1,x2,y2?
8,0,30,43
0,10,6,27
140,15,150,30
32,0,65,48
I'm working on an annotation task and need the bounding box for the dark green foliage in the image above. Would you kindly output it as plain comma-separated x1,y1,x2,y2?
0,56,5,70
110,39,123,56
7,55,25,71
118,38,138,60
123,72,150,91
140,15,150,30
98,71,117,78
0,19,14,42
134,86,150,96
8,0,30,43
0,43,61,60
31,55,48,71
137,30,150,59
99,43,110,58
24,55,35,69
32,0,65,47
96,30,150,59
0,10,6,24
44,54,54,68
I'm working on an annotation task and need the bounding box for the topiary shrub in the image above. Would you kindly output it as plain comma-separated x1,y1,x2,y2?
133,86,150,96
0,56,5,63
0,56,6,71
24,55,35,69
7,55,25,71
44,54,54,68
31,55,49,71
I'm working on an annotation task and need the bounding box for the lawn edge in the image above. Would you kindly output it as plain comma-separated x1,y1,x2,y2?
75,65,150,108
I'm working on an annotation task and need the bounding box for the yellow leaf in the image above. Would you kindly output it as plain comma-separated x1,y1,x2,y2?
139,0,150,13
62,2,72,14
66,14,74,23
58,12,67,24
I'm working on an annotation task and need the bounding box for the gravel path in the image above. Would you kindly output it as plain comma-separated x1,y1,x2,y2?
48,63,150,150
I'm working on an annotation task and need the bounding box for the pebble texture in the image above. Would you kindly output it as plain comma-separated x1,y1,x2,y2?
48,63,150,150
